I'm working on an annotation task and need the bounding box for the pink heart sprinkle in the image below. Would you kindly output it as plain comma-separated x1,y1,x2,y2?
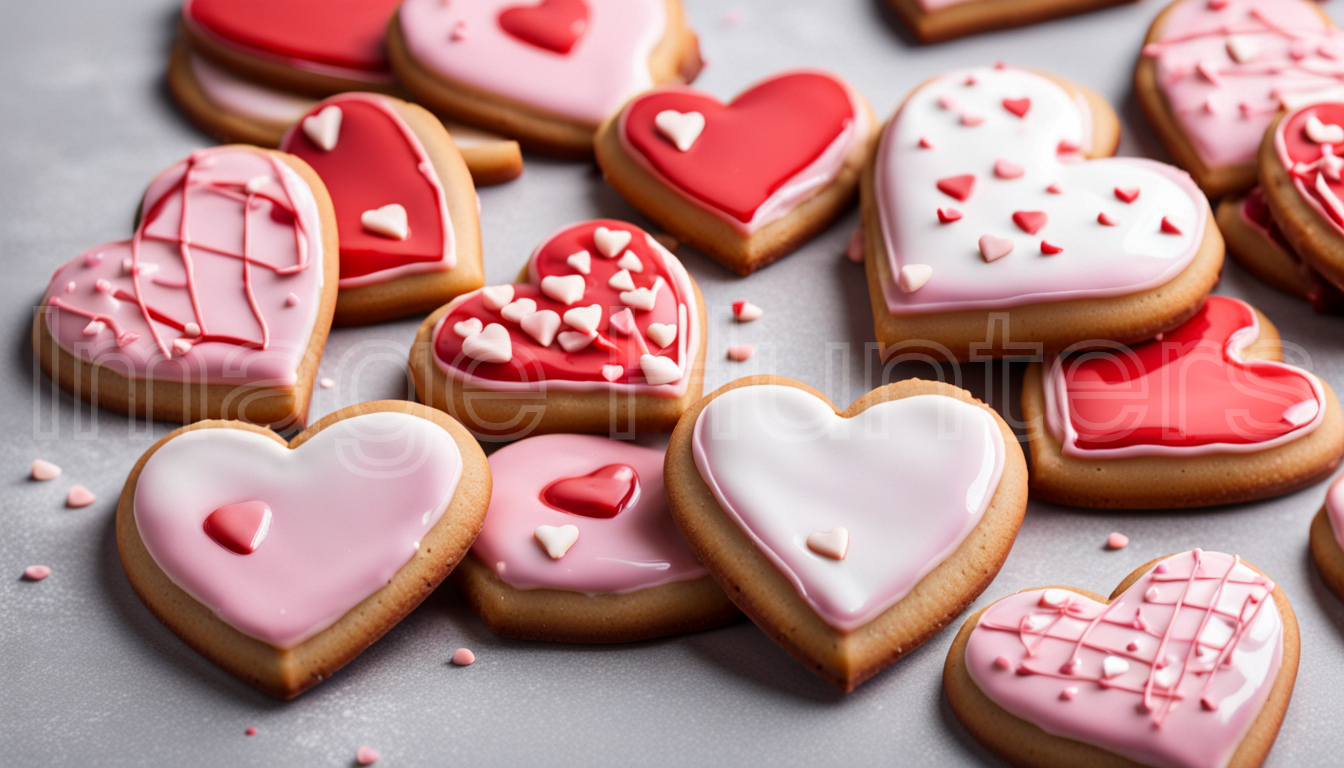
452,648,476,666
978,235,1015,263
24,565,51,581
726,344,755,362
1107,532,1130,550
994,158,1025,179
31,459,62,482
356,746,380,765
66,485,96,508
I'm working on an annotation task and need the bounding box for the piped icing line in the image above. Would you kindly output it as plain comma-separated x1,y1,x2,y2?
431,221,699,396
181,0,398,83
397,0,667,126
188,52,319,124
965,550,1284,768
43,146,324,388
1043,296,1326,458
133,410,464,649
280,93,456,289
471,434,708,595
875,66,1207,315
691,385,1005,633
1141,0,1344,168
615,70,870,235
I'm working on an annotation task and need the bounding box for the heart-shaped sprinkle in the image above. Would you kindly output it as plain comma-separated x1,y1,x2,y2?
481,285,515,310
1002,97,1031,118
620,286,658,311
1040,241,1064,255
541,464,640,518
461,323,512,363
1306,113,1344,144
1097,212,1118,226
937,208,962,224
535,524,580,559
1040,588,1070,608
1160,216,1183,235
563,304,602,334
566,249,592,274
1012,211,1047,235
607,308,636,335
355,745,380,766
640,354,680,385
733,300,763,322
451,648,475,666
608,269,636,292
806,527,850,560
978,235,1014,262
1225,34,1260,64
541,274,586,305
601,365,624,382
453,318,483,337
898,264,933,293
994,158,1025,179
939,94,959,110
654,110,707,152
726,344,754,361
557,330,596,352
593,226,632,258
67,485,96,508
617,251,643,272
919,136,935,149
302,105,343,151
937,174,975,201
31,459,61,481
23,565,51,581
500,298,538,323
497,0,590,54
360,204,409,240
82,320,106,336
1101,655,1130,679
1106,532,1129,549
646,323,677,348
961,112,985,127
520,310,561,347
202,500,272,555
1114,186,1140,203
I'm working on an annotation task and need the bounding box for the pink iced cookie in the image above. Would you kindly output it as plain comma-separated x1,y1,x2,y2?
453,433,737,643
33,146,337,428
950,549,1296,768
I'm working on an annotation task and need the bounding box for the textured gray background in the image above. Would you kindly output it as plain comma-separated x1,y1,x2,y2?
5,0,1344,765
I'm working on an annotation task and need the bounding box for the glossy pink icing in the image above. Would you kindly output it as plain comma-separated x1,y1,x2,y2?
1042,296,1327,458
876,66,1207,315
1143,0,1344,169
188,52,317,124
134,411,463,649
966,550,1284,768
42,147,325,390
397,0,666,126
1327,473,1344,552
471,434,706,594
691,385,1005,633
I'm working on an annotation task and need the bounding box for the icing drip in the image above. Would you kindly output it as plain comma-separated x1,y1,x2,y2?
1143,0,1344,168
966,550,1284,768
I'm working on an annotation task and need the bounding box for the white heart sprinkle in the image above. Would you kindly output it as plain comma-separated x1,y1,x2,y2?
453,318,483,337
557,330,596,352
806,527,849,560
654,110,706,152
601,365,624,382
1306,114,1344,145
640,354,681,385
646,323,677,348
1040,589,1070,608
566,250,592,275
31,459,62,481
534,524,579,559
593,227,632,258
481,285,514,311
245,176,270,194
361,204,409,240
541,274,586,306
461,323,511,363
563,304,602,334
898,264,933,293
1102,656,1130,679
500,298,537,323
608,308,636,335
302,105,343,151
520,310,560,347
82,320,106,336
608,269,636,292
620,286,658,312
1225,34,1260,64
617,252,643,273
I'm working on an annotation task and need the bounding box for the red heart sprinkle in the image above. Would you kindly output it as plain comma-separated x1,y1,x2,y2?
938,208,963,224
1114,187,1140,203
1002,98,1031,118
1098,212,1118,226
1012,211,1048,235
937,174,975,201
1160,216,1183,235
497,0,590,55
541,464,640,518
1040,241,1064,255
203,500,272,555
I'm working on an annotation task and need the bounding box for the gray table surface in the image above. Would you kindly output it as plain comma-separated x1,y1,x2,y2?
6,0,1344,765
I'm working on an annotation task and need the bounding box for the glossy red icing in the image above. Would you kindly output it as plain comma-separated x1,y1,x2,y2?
185,0,400,72
1242,188,1344,315
434,220,688,386
202,500,272,555
498,0,591,54
1059,296,1320,450
622,72,855,223
282,97,446,282
541,463,639,518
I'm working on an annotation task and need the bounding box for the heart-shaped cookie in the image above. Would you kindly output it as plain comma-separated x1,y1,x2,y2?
1217,187,1344,315
1311,474,1344,604
410,219,705,439
453,434,737,643
883,0,1136,44
864,65,1222,359
280,93,485,325
1023,295,1344,508
33,146,338,428
116,401,490,699
664,376,1028,691
1137,0,1344,197
946,549,1298,768
1260,101,1344,297
181,0,401,94
595,70,875,275
390,0,703,156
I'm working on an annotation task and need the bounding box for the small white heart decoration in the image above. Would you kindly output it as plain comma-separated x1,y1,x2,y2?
593,227,632,258
566,250,592,275
461,323,512,363
360,204,409,240
639,354,680,385
601,365,624,382
481,284,514,311
608,269,636,292
520,309,561,347
654,109,707,152
898,264,933,293
646,323,677,349
807,527,850,560
617,252,644,273
534,524,580,559
500,298,538,323
541,274,587,306
453,318,483,337
302,105,343,151
557,330,596,353
563,304,603,334
620,286,658,312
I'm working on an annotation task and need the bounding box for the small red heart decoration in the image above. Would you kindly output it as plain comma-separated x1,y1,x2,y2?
203,500,272,555
498,0,591,55
541,464,639,518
